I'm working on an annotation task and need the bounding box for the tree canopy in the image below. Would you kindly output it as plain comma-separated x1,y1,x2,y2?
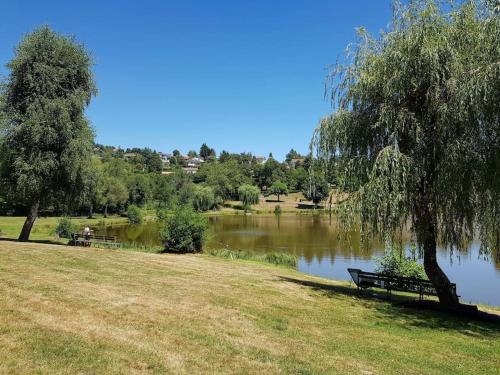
269,180,288,202
311,0,500,306
238,184,260,212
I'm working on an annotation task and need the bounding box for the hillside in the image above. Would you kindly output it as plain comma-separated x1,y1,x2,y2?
0,241,498,374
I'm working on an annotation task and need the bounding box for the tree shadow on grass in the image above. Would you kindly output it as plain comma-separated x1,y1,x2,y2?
278,276,500,336
0,237,67,246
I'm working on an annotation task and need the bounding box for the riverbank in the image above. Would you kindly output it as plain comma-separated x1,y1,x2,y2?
0,240,498,374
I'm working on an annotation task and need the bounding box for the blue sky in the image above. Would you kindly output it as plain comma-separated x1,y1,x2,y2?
1,1,393,160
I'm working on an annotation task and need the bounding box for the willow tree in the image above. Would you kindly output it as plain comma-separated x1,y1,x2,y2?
312,0,500,307
238,184,260,212
2,26,96,241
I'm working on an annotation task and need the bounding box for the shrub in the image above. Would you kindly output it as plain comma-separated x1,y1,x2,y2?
126,205,143,224
54,216,76,238
375,249,426,279
274,205,282,215
156,207,169,221
160,206,208,253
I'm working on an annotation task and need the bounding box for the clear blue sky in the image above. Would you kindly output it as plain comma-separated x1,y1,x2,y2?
1,1,393,160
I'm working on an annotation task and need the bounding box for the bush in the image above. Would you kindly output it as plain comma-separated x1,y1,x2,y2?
375,249,426,279
126,205,143,224
156,207,169,221
274,205,282,215
160,206,208,253
54,216,76,238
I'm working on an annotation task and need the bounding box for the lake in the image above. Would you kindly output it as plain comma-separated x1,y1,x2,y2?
97,214,500,306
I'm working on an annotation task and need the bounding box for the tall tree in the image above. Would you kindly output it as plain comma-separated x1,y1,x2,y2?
2,26,96,241
199,143,216,160
312,0,500,307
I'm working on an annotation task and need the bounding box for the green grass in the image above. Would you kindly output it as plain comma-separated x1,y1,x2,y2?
205,248,298,268
0,240,498,374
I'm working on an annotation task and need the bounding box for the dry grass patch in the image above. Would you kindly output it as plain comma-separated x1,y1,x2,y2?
0,241,498,374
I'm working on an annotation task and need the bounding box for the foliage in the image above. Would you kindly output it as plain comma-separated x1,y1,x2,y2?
205,248,297,268
302,173,329,205
196,160,252,201
155,207,169,221
199,143,216,160
254,158,286,190
54,216,77,238
285,149,302,163
126,174,153,206
192,185,217,212
1,26,96,240
126,205,143,224
160,206,208,253
269,180,288,201
274,205,282,215
375,249,426,279
286,167,309,192
311,0,500,305
97,176,128,216
238,184,260,211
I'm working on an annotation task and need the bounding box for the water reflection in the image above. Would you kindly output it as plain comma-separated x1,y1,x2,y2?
98,214,500,306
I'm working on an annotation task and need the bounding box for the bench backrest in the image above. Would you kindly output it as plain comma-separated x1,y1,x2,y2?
348,268,456,296
73,233,116,242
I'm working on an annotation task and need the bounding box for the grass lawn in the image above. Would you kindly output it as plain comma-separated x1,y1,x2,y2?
0,216,129,243
222,192,324,214
0,241,498,374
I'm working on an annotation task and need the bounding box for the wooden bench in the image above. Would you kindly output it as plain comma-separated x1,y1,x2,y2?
70,233,118,247
347,268,457,301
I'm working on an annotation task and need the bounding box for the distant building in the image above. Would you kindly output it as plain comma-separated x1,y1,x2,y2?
186,157,204,168
289,158,305,169
123,152,137,161
182,167,198,174
159,152,172,169
255,156,266,165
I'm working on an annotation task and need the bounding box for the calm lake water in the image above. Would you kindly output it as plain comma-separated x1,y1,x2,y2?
97,215,500,306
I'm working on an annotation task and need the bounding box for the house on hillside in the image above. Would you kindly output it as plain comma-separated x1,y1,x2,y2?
159,152,172,169
182,167,198,174
289,158,305,169
255,156,266,165
186,157,204,168
123,152,137,161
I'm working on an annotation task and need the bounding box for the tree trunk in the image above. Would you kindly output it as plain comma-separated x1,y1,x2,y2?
104,204,108,218
277,194,280,202
418,206,459,306
88,204,94,219
18,201,40,242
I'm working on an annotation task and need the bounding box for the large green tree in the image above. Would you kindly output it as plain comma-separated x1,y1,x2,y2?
2,26,96,241
312,1,500,306
269,180,288,202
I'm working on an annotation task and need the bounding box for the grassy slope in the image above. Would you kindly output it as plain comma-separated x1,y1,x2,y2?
0,241,498,375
